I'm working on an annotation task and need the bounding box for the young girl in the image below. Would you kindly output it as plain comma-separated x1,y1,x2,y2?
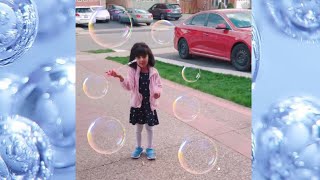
107,42,162,160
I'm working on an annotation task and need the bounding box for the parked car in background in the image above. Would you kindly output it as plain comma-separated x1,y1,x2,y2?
107,4,126,21
76,7,96,25
148,3,182,20
90,6,110,23
174,9,252,71
119,8,153,26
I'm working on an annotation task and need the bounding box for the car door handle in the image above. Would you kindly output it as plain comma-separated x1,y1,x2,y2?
203,33,209,36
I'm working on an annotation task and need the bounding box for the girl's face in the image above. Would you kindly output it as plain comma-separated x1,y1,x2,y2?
136,55,149,68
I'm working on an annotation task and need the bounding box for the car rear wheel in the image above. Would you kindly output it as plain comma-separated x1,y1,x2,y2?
231,44,251,71
146,23,151,26
178,38,191,59
175,17,179,20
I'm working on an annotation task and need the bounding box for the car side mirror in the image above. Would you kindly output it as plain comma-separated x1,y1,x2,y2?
216,23,229,30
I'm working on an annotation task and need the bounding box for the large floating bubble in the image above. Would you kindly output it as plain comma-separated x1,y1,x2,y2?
87,116,126,155
0,115,53,179
253,96,320,179
14,57,76,168
266,0,320,42
0,0,38,66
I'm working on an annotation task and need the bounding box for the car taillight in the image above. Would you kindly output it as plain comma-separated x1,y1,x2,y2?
166,9,172,13
76,13,80,17
136,14,141,18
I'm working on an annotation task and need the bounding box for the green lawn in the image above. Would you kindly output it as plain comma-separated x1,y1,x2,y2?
106,56,251,107
86,49,115,54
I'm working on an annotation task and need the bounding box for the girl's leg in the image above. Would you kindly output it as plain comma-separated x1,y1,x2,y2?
135,124,144,147
145,124,154,148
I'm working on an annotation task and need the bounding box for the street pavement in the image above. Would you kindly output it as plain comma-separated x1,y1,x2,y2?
76,51,251,180
76,14,251,78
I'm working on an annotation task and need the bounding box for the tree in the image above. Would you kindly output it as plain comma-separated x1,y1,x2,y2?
227,3,234,9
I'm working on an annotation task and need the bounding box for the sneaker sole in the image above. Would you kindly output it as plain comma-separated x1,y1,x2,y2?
147,156,156,160
131,152,143,159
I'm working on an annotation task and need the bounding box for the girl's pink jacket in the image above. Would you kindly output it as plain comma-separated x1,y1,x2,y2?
121,66,162,111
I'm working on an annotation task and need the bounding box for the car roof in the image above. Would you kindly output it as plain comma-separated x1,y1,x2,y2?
206,9,251,13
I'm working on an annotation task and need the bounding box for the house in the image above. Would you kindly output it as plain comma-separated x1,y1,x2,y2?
180,0,250,13
75,0,104,7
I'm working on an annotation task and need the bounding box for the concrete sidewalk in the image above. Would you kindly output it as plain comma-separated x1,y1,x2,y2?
76,52,251,180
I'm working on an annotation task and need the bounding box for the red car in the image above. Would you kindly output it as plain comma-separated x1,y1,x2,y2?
174,9,252,71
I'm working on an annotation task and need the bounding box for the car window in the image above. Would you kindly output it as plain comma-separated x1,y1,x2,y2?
135,9,148,14
168,4,180,9
154,4,160,9
225,11,251,28
207,13,228,28
160,4,167,9
190,13,207,26
150,4,157,9
184,17,193,25
76,8,92,13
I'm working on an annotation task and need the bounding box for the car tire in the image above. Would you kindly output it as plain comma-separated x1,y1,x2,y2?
105,19,109,23
231,44,251,71
178,38,191,59
146,23,151,26
175,17,179,20
160,14,165,20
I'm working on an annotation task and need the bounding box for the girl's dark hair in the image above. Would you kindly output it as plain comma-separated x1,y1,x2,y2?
129,42,155,69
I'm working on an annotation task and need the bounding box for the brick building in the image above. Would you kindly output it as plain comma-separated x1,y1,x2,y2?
76,0,106,7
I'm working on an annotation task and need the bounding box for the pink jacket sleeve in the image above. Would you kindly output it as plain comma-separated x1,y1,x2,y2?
120,68,135,91
153,71,162,95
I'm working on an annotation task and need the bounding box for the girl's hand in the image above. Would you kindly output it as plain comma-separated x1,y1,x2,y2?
106,69,124,82
154,93,160,99
106,69,119,78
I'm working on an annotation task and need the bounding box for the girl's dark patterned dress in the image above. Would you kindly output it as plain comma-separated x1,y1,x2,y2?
130,72,159,126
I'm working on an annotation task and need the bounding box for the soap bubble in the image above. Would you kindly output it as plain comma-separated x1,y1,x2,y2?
34,0,74,39
14,57,76,168
178,136,218,174
173,95,201,122
151,20,175,45
266,0,320,42
88,10,132,49
0,115,53,179
0,73,28,116
252,15,261,89
181,67,201,83
87,116,126,154
253,96,320,179
0,0,38,66
83,75,109,99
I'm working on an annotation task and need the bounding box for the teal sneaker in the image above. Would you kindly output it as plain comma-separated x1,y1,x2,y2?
131,147,143,159
146,148,156,160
